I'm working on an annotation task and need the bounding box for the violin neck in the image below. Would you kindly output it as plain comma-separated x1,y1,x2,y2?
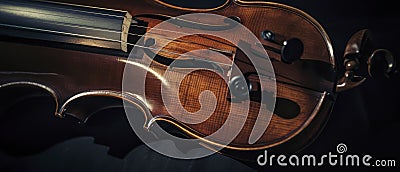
0,0,145,56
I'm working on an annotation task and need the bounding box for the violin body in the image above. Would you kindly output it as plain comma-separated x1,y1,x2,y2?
0,0,338,159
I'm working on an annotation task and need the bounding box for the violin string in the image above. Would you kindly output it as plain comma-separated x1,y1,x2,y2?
0,2,328,100
1,0,242,56
0,1,124,19
127,31,234,55
0,3,234,51
0,3,234,50
0,3,268,60
0,12,306,89
129,23,235,48
1,0,279,61
126,43,234,67
0,23,234,67
0,22,304,86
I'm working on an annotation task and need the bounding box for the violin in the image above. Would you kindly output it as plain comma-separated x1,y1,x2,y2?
0,0,397,161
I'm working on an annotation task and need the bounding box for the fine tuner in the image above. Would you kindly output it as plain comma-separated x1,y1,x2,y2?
261,30,304,64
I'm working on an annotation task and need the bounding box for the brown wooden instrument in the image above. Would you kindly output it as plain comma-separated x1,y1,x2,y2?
0,0,396,161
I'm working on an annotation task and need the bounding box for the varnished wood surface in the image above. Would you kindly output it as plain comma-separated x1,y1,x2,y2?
0,0,336,153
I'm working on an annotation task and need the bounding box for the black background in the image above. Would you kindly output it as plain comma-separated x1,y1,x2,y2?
1,0,399,171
